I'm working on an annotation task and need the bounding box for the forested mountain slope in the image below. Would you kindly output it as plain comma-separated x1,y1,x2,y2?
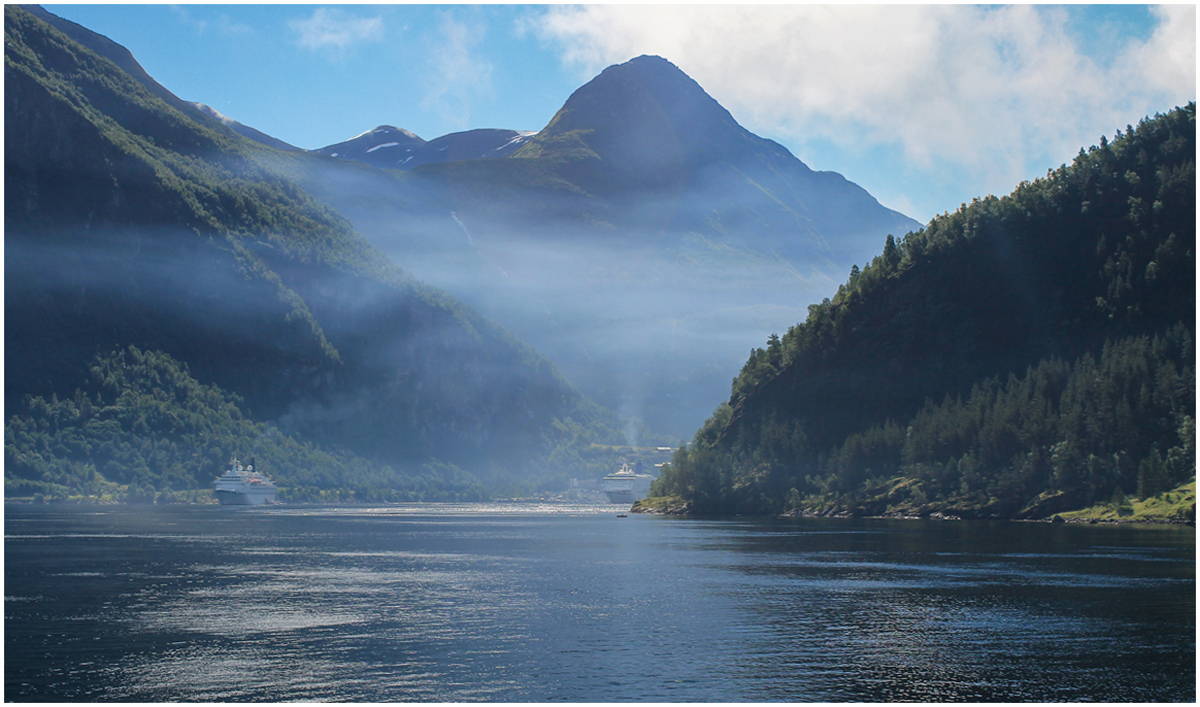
4,4,632,499
652,105,1196,518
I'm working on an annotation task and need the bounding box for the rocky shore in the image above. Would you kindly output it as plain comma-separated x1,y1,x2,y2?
631,496,1195,526
629,496,690,515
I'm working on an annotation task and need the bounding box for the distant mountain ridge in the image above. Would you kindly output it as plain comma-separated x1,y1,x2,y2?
315,125,424,166
513,55,918,248
313,55,917,259
315,126,535,171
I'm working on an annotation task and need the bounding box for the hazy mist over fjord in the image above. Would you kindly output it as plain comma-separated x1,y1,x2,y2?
293,54,919,437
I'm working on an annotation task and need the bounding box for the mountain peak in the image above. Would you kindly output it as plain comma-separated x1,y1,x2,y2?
519,54,748,187
606,53,681,73
356,125,424,142
311,125,426,165
602,54,695,83
549,54,738,138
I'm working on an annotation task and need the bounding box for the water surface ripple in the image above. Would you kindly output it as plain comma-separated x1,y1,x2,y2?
5,503,1194,701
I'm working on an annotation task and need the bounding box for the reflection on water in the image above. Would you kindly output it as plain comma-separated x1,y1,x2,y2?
5,503,1194,701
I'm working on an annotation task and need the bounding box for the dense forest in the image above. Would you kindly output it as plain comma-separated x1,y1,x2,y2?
652,105,1196,518
5,347,490,503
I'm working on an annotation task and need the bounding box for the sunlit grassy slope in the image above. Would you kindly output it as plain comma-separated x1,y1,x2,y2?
1060,479,1196,523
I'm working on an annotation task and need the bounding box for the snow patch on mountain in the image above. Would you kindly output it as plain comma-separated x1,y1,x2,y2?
317,128,539,170
495,132,537,152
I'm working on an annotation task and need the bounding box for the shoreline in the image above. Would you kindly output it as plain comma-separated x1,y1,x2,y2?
631,499,1195,526
11,496,1194,526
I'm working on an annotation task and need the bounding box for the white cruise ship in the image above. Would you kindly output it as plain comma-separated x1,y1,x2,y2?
601,462,655,504
214,456,277,505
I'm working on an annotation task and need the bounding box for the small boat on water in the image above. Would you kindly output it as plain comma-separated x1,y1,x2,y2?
214,456,276,505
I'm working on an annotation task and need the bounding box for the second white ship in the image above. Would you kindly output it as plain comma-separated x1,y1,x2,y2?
601,462,655,504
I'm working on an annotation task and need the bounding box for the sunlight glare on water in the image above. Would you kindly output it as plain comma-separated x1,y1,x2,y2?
5,503,1194,702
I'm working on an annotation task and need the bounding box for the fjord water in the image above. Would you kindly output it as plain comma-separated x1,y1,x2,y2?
5,504,1193,702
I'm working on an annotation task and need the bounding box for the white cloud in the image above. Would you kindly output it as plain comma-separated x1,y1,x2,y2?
420,15,494,130
290,7,384,51
1121,5,1198,101
531,4,1195,210
170,6,252,37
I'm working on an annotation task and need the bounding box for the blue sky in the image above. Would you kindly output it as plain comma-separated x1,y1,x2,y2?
42,4,1196,224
